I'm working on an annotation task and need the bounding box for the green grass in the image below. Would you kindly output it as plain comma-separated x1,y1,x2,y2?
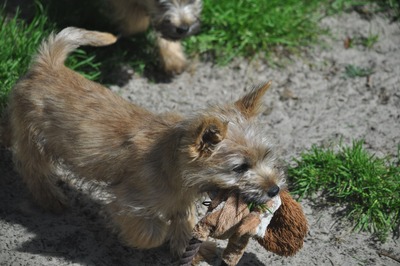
287,140,400,241
344,64,374,78
184,0,327,64
359,33,379,49
0,5,49,110
0,3,102,110
345,33,380,49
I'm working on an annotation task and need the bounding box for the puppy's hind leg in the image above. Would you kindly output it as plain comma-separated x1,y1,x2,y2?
12,129,67,213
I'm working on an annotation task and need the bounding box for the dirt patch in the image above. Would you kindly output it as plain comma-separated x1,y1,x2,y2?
1,10,399,266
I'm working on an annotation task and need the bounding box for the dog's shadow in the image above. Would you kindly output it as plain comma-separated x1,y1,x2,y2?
0,148,175,265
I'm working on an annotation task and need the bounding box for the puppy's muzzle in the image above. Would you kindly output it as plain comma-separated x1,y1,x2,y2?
155,20,201,40
241,185,281,205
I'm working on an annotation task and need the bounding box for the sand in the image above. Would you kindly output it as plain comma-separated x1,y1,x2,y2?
1,9,399,266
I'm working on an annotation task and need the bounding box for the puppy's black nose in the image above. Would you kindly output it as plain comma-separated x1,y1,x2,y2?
267,185,280,198
176,25,189,35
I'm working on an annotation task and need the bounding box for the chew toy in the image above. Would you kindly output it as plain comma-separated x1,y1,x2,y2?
180,189,308,266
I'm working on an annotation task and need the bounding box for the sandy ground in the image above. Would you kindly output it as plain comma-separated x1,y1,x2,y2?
1,9,400,266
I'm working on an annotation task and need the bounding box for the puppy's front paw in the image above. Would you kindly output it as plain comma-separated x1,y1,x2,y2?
157,37,187,75
163,53,187,75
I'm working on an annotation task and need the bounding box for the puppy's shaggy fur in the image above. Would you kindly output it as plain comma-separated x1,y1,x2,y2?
107,0,202,75
1,27,285,257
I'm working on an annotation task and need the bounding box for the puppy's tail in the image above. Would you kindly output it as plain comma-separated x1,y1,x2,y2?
35,27,117,68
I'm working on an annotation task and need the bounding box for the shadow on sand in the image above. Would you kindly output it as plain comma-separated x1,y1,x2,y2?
0,147,175,265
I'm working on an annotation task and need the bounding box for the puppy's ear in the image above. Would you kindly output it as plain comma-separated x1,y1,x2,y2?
235,81,271,119
190,117,228,158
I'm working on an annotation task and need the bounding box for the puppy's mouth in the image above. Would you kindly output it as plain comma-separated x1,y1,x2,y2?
240,184,281,205
154,20,201,40
204,185,281,206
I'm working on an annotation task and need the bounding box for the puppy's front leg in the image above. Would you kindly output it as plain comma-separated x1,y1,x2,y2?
109,203,169,249
167,209,196,257
157,36,187,75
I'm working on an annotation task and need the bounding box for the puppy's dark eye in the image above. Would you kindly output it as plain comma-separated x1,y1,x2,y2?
233,163,249,174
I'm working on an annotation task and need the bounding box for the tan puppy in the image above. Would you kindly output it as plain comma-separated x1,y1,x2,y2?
107,0,202,75
1,27,285,257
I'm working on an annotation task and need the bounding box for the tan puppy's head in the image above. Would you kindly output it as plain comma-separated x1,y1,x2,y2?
147,0,202,40
180,82,285,205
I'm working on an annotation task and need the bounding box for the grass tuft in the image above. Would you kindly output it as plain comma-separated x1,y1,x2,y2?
184,0,327,64
0,5,49,110
288,140,400,241
344,64,374,78
0,3,102,111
